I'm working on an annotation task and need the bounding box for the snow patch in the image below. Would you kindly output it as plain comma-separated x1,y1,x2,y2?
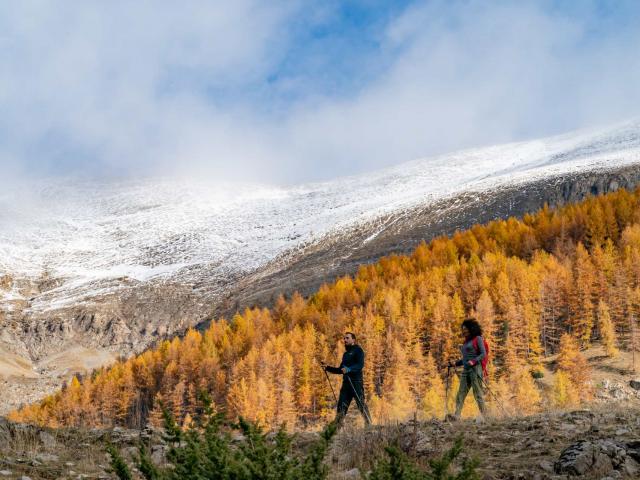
2,119,640,312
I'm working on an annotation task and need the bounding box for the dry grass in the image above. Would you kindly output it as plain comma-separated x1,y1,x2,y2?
0,419,116,479
326,401,640,479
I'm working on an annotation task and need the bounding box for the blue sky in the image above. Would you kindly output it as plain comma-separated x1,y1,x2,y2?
1,0,640,184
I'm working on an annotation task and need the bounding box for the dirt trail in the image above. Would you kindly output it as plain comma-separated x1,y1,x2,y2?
328,401,640,479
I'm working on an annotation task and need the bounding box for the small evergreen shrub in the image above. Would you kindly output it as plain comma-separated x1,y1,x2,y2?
366,436,480,480
107,398,337,480
107,443,133,480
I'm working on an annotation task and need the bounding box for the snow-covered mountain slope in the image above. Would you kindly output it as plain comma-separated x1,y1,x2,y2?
2,118,640,315
2,118,640,413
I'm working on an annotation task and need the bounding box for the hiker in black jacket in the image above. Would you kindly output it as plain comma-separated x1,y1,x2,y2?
322,332,372,425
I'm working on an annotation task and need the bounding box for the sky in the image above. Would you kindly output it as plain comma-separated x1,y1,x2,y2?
1,0,640,185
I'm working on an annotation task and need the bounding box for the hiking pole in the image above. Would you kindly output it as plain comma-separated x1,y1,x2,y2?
482,379,510,417
316,359,338,404
471,367,510,417
444,364,452,420
345,374,373,425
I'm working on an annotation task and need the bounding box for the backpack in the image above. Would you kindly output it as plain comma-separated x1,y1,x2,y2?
472,336,490,378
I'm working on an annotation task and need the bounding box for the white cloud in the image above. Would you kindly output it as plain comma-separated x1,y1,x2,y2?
279,1,640,180
1,1,640,185
0,0,298,180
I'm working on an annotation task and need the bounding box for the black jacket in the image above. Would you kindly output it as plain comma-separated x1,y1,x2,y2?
325,344,365,382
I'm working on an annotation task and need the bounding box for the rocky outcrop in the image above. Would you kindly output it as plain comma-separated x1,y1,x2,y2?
555,439,640,477
595,380,640,402
0,281,213,414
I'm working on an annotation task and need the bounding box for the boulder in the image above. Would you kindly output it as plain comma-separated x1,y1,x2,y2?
554,440,612,476
626,440,640,469
555,439,640,477
629,380,640,391
624,458,640,477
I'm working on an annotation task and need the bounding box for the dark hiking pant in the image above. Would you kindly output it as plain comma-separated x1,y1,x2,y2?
336,378,371,425
454,365,486,418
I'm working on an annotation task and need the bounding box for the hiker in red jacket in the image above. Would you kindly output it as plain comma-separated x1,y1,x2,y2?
449,318,487,419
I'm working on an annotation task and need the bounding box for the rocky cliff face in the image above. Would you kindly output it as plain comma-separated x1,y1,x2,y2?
2,164,640,415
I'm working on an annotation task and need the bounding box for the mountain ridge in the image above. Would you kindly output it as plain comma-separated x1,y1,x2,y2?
2,120,640,413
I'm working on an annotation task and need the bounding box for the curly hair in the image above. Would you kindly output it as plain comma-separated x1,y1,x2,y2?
461,318,482,339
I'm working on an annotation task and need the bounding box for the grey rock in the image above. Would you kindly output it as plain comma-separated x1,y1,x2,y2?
555,440,613,476
151,444,167,465
612,389,627,400
526,439,542,449
124,446,138,457
0,471,11,477
555,439,640,477
35,452,59,462
626,440,640,462
539,460,554,472
559,423,577,431
624,458,640,476
414,437,432,455
39,430,56,447
630,380,640,390
340,468,361,479
605,471,622,479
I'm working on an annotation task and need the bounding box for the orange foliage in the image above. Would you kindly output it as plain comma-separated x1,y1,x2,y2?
10,188,640,428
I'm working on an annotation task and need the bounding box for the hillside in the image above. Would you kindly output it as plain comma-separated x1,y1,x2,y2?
8,187,640,432
2,120,640,414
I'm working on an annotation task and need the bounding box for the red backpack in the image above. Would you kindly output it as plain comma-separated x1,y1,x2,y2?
472,336,490,378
